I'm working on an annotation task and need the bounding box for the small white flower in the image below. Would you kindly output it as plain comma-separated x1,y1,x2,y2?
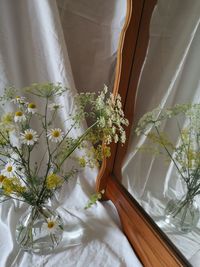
42,217,60,234
98,117,106,128
48,103,62,111
114,134,119,143
47,128,64,143
11,96,26,104
27,103,37,114
1,161,16,178
120,131,126,143
14,111,26,123
105,135,112,144
21,129,39,146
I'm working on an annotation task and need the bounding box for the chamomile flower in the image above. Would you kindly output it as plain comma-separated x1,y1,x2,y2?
47,128,64,143
14,111,26,123
1,161,16,178
20,129,38,146
27,103,37,114
48,103,62,111
12,96,26,104
42,217,60,234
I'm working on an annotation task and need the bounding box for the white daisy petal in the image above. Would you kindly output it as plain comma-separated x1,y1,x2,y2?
42,217,60,234
14,111,26,123
47,128,64,143
27,103,38,114
21,129,39,146
1,161,16,178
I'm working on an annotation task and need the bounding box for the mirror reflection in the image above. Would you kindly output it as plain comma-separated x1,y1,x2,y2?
122,0,200,265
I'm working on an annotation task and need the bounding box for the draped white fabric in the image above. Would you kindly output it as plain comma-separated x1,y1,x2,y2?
0,1,142,267
122,0,200,265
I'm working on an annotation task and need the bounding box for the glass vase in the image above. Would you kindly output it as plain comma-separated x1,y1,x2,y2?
165,196,200,233
15,205,64,254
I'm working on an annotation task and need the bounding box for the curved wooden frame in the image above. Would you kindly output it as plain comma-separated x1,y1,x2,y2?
96,1,191,266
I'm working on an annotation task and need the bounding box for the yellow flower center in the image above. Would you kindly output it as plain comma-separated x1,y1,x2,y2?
47,221,55,229
28,103,36,109
0,175,6,182
25,133,33,140
15,111,23,117
52,130,60,137
15,96,20,99
7,166,12,172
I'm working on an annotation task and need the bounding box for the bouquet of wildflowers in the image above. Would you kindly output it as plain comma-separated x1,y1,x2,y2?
0,83,128,252
135,104,200,231
0,83,128,207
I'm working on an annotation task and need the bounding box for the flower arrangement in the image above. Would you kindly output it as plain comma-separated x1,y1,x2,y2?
0,83,128,251
135,103,200,232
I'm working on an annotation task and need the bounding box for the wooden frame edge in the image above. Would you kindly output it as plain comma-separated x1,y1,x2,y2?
106,176,191,267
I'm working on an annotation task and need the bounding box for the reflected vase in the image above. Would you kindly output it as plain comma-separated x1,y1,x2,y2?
15,205,64,254
165,195,200,233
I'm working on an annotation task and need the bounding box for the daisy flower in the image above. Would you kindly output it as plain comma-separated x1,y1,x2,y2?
48,103,63,111
42,217,60,234
14,111,26,123
27,103,37,114
1,161,16,178
47,128,64,143
11,96,26,104
21,129,39,146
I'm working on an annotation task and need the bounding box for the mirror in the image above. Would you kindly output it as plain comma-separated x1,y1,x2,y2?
121,0,200,266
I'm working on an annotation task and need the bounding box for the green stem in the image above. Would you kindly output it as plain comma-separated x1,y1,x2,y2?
58,121,98,168
155,126,186,182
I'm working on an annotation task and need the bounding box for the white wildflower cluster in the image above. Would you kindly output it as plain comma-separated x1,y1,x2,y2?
185,104,200,132
94,85,128,144
24,83,68,98
135,104,191,136
48,103,63,111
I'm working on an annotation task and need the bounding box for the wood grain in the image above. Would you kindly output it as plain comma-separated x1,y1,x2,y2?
106,176,190,267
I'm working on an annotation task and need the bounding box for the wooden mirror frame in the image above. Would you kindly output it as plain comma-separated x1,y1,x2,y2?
96,0,191,266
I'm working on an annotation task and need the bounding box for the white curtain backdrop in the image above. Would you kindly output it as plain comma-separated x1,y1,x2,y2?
0,1,142,267
122,0,200,265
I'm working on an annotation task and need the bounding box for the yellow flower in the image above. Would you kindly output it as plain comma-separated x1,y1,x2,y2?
2,177,26,195
46,174,63,190
0,175,6,183
78,157,86,167
0,175,6,188
1,112,13,124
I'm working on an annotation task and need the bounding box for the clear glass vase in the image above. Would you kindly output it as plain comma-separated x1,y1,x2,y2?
165,196,200,233
15,205,64,254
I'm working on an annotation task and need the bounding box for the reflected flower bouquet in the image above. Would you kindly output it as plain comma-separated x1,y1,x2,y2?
135,104,200,231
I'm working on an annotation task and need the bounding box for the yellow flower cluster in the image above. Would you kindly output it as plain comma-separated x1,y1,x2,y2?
46,174,63,190
2,177,26,195
1,112,13,124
